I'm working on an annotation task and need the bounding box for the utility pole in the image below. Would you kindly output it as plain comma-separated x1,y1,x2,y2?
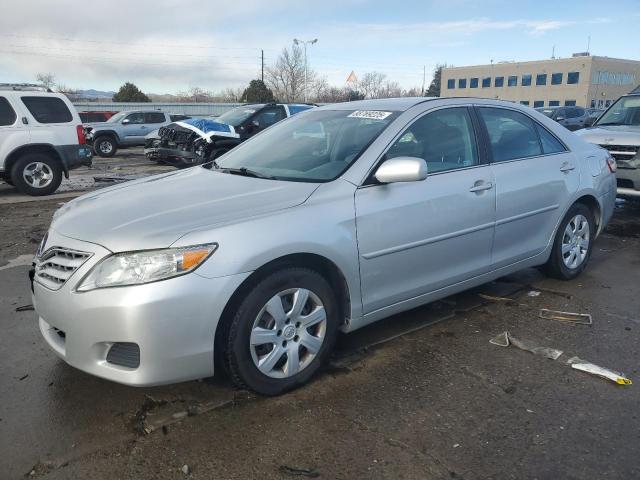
261,49,264,83
421,65,426,96
293,38,317,102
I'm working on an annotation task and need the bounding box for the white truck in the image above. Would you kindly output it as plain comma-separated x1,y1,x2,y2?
0,84,92,196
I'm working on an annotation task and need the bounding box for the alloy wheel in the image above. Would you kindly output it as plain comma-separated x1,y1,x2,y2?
99,140,113,154
22,162,54,188
249,288,327,379
561,214,590,269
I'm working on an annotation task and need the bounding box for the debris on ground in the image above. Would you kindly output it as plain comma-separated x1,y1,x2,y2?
527,290,541,297
539,309,592,325
478,294,514,303
279,465,320,477
181,464,191,475
15,304,34,312
18,374,29,381
490,331,563,360
567,357,632,385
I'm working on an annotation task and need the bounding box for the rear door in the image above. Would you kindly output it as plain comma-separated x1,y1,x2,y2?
0,95,30,171
476,106,579,268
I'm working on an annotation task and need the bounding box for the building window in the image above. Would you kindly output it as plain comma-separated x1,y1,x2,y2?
495,76,504,87
458,78,467,89
549,100,560,106
482,77,491,88
536,74,547,86
605,100,612,107
567,72,580,84
564,100,576,106
551,73,563,85
507,75,518,87
534,100,544,108
447,79,455,89
520,101,530,106
522,74,532,86
470,78,479,88
590,99,596,108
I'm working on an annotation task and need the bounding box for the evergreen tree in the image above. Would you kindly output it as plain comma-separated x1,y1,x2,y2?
241,80,275,103
112,82,151,102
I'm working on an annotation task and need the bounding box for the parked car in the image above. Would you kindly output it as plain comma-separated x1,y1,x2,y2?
78,111,118,123
535,106,590,131
0,84,92,195
32,97,616,395
585,108,604,127
145,104,315,168
85,111,188,158
575,94,640,198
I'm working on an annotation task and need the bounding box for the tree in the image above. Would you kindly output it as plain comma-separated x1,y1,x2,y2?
426,64,446,97
265,45,313,102
112,82,151,102
241,80,275,103
36,73,56,90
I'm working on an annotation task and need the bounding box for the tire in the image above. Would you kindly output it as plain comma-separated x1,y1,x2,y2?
93,136,117,157
10,153,63,196
543,203,595,280
225,267,339,396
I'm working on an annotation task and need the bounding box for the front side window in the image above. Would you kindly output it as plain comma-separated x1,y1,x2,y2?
495,76,504,87
125,113,146,124
522,74,532,86
567,72,580,84
508,76,518,87
215,109,398,182
478,107,542,162
470,78,479,88
536,74,547,86
551,73,563,85
447,79,455,89
458,78,467,89
385,108,478,174
482,77,491,88
0,97,17,126
21,96,72,124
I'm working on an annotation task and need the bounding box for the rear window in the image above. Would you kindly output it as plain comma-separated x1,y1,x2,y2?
21,96,72,123
0,97,17,126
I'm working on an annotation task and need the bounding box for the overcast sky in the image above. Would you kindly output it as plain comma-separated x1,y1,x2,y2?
1,0,639,94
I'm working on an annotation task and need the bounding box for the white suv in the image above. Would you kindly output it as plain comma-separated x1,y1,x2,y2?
0,84,92,196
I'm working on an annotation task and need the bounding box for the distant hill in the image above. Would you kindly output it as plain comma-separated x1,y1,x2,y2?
77,89,116,99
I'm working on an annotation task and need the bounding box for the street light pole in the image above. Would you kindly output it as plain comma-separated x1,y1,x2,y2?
293,38,317,102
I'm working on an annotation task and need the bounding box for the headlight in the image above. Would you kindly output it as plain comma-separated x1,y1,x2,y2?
76,243,217,291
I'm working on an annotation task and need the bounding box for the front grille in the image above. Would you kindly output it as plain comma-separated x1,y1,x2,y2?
106,343,140,368
35,247,92,290
600,144,639,162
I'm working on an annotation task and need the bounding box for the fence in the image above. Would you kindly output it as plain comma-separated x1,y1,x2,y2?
72,102,242,116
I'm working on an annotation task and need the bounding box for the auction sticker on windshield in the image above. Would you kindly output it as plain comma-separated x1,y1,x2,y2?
348,110,393,120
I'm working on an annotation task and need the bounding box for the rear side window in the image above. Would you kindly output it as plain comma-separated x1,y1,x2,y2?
536,125,566,154
145,112,166,123
0,97,17,126
478,108,542,162
21,96,72,123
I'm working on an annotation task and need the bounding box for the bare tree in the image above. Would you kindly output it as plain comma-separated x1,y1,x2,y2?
217,87,244,103
36,73,56,90
266,45,314,102
358,71,387,99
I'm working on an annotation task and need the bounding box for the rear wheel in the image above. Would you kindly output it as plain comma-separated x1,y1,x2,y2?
543,203,595,280
93,136,117,157
225,267,339,396
10,153,62,196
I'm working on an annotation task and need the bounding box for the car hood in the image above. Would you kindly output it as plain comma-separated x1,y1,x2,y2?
574,125,640,146
52,168,319,252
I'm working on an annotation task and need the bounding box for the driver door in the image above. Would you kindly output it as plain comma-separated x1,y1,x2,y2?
120,112,146,145
355,106,496,314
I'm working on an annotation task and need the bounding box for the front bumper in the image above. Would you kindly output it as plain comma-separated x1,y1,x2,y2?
32,230,250,386
54,144,93,175
143,146,198,167
616,167,640,197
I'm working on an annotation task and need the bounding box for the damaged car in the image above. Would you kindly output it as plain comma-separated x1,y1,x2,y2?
145,103,315,168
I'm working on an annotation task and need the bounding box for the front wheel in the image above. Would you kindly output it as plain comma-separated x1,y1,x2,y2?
225,267,339,395
543,203,595,280
93,136,117,157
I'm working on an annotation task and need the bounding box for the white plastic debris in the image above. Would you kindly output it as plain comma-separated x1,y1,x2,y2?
527,290,541,297
489,331,563,360
539,309,592,325
567,356,632,385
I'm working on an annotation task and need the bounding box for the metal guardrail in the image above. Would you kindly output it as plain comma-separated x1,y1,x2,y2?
72,102,243,116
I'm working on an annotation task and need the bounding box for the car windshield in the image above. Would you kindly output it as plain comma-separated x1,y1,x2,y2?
214,109,398,182
107,112,127,123
215,107,260,126
596,96,640,126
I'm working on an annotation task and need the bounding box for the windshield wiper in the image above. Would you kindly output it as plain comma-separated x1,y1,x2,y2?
221,167,275,180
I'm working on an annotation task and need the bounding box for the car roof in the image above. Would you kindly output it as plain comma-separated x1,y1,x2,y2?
320,97,435,112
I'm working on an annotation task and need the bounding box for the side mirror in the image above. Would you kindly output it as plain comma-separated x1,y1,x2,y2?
122,118,130,125
374,157,428,184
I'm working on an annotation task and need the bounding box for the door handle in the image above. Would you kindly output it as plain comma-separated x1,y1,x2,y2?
469,182,493,193
560,162,575,172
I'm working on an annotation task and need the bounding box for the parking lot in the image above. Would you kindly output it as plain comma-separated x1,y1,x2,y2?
1,150,640,479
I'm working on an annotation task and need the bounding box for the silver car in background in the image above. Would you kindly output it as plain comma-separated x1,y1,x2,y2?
32,97,617,395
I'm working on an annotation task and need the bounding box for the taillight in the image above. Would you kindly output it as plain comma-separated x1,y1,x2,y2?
76,125,86,145
606,155,617,173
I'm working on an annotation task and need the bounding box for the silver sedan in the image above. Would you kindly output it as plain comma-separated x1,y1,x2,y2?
32,97,617,395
